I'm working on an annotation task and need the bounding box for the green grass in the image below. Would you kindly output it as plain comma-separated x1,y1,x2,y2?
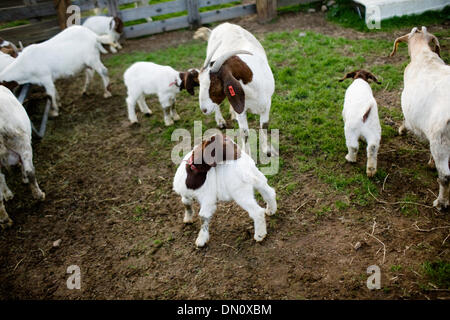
422,261,450,289
390,265,402,272
277,1,319,15
327,0,450,32
104,28,449,212
0,20,30,30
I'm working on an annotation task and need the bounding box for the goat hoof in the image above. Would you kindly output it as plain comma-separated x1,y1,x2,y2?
183,217,194,224
254,232,267,242
433,198,449,211
265,205,276,216
129,121,140,128
195,232,209,247
267,147,279,158
217,120,226,129
428,158,436,169
35,192,45,201
164,119,174,127
366,167,377,177
4,191,14,201
345,154,357,163
0,217,13,229
49,110,59,118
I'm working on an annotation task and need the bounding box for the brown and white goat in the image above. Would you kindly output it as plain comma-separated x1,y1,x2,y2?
173,133,277,247
197,23,277,157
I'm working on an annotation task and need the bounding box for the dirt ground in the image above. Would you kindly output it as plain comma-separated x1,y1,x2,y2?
0,11,449,300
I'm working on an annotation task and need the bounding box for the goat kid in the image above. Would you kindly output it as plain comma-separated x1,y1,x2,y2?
390,26,450,210
173,133,277,247
339,70,382,177
0,85,45,229
0,25,113,117
83,16,124,53
124,62,199,126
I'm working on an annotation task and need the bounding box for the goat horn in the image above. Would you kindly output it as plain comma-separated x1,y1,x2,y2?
202,41,222,70
210,50,253,73
389,34,409,57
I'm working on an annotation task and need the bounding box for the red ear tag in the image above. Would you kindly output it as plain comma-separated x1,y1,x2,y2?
228,85,236,97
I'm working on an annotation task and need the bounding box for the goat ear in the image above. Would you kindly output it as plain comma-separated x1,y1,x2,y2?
113,17,124,34
339,71,356,82
223,72,245,114
184,72,196,96
429,34,441,57
367,72,381,84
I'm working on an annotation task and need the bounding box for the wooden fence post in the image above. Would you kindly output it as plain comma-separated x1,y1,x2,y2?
107,0,120,18
256,0,277,23
186,0,200,29
53,0,70,29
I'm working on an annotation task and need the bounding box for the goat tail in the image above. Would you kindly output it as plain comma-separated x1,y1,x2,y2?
193,27,211,41
96,35,113,54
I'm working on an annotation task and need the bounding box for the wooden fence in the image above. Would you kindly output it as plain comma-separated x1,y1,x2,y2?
0,0,316,44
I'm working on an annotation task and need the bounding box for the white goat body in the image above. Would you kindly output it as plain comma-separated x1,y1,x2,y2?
0,85,45,228
341,72,381,177
0,25,112,117
124,62,198,126
173,134,277,247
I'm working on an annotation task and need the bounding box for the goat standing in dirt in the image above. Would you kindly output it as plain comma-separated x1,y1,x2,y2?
173,133,277,247
339,69,381,177
124,62,199,125
0,85,45,229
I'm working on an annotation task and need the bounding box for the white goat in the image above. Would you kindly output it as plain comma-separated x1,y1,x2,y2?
124,62,199,126
173,133,277,247
339,69,382,177
0,51,14,73
0,85,45,229
196,23,277,156
390,26,450,210
0,25,113,117
82,16,124,53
